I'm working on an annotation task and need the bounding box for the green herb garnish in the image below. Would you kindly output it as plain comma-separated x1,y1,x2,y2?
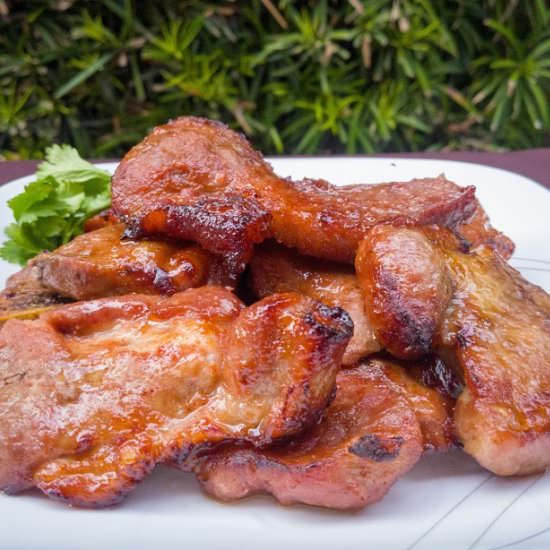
0,145,111,265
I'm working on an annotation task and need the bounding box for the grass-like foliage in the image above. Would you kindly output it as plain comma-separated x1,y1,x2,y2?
1,0,549,158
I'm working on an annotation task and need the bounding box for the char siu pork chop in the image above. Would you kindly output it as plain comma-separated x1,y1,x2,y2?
194,358,454,510
356,225,550,476
0,223,226,322
0,287,352,507
248,219,511,365
111,116,484,271
30,223,226,300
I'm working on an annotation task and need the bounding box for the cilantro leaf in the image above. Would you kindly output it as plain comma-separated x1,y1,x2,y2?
36,145,107,184
7,178,54,221
0,145,112,266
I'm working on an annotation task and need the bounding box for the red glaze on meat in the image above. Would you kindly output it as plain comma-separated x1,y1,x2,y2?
111,117,478,267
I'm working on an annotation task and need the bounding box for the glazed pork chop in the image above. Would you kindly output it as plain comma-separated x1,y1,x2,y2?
195,358,454,510
249,241,380,365
0,223,226,319
0,287,352,507
111,117,480,269
356,225,550,476
442,242,550,475
31,223,225,300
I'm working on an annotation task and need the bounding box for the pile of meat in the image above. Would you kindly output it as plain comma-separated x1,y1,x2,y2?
0,117,549,510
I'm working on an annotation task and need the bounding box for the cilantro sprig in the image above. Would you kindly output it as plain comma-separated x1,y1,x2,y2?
0,145,111,265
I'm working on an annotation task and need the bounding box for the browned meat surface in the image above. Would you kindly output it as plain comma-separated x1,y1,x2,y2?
383,358,456,452
406,356,464,402
111,117,479,266
441,244,550,476
356,224,550,476
2,223,227,308
195,358,453,509
83,209,121,232
456,200,514,259
356,225,453,360
249,241,380,365
28,223,225,300
267,175,477,264
195,360,423,509
0,264,68,324
0,287,351,507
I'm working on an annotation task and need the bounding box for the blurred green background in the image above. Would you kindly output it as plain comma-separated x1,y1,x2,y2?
1,0,550,159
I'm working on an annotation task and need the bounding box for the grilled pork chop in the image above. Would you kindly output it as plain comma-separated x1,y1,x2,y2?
31,223,225,299
111,117,480,269
0,287,351,507
356,225,550,476
195,358,454,510
0,223,227,320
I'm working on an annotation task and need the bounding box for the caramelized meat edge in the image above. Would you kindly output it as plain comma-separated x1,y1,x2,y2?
457,200,514,259
356,225,453,360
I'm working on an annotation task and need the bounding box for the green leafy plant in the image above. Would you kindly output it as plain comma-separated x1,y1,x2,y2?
0,0,549,158
0,145,111,264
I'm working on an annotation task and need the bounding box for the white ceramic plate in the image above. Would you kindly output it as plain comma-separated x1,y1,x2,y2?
1,158,549,550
